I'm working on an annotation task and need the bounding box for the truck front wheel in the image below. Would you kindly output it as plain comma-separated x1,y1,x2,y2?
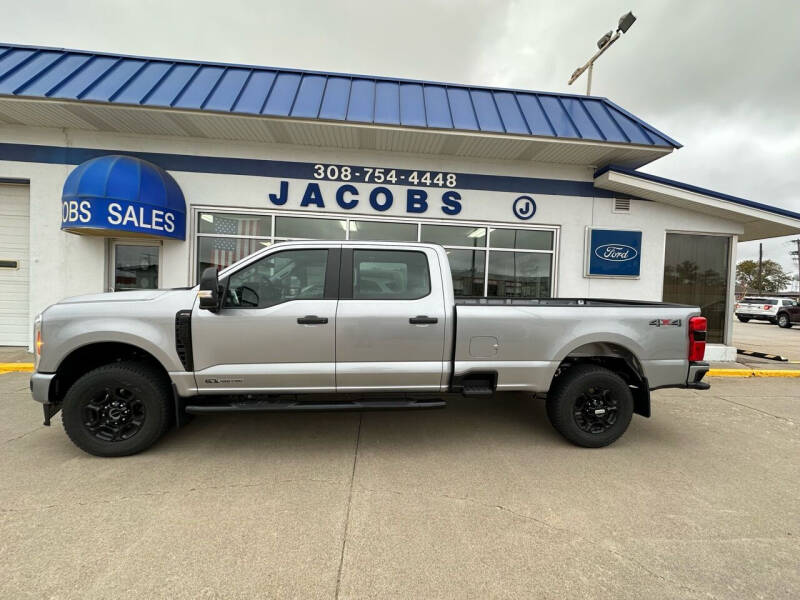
546,365,634,448
61,361,171,457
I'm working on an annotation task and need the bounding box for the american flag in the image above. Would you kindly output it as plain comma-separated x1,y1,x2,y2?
211,215,263,268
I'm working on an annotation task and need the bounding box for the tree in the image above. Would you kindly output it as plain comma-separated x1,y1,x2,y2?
736,259,791,294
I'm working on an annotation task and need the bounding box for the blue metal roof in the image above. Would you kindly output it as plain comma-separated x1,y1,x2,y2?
595,165,800,221
0,43,680,149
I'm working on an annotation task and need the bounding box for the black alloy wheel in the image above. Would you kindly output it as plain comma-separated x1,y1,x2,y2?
572,385,619,434
62,361,171,457
81,386,146,442
546,364,634,448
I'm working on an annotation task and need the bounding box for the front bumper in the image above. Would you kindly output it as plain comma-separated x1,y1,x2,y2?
687,361,710,390
30,372,61,426
30,372,56,404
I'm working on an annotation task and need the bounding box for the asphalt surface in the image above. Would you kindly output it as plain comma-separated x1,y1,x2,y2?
1,373,798,599
732,319,800,365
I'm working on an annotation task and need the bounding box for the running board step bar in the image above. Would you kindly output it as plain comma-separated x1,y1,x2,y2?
185,397,446,414
460,383,495,397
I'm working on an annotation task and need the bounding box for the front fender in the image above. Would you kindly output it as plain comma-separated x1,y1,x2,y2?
39,317,181,373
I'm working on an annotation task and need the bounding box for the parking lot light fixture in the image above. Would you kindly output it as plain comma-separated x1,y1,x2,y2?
568,11,637,95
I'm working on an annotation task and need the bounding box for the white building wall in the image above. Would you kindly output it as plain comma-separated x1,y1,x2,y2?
0,124,744,357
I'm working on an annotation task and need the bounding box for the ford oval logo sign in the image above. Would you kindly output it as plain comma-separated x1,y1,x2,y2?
594,244,638,262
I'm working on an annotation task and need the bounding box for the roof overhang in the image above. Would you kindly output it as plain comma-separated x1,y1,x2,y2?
0,96,674,169
594,167,800,242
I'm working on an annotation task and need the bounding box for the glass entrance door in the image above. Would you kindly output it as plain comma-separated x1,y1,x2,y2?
110,242,160,291
662,233,731,343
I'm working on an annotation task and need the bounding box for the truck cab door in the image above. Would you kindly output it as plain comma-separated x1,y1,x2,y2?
192,247,339,394
335,247,447,392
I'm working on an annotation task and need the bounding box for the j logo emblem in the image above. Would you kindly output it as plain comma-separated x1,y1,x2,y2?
513,195,536,220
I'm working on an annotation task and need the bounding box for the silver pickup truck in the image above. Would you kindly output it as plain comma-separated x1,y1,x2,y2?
30,241,710,456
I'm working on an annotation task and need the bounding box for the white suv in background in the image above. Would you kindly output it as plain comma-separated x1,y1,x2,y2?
735,297,796,323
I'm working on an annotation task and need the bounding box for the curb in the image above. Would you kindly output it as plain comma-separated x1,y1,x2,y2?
0,363,33,374
708,368,800,378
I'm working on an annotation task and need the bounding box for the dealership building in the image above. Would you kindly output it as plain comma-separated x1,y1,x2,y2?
1,43,799,359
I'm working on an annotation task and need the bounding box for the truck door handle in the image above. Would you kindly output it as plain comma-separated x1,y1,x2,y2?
297,315,328,325
409,315,438,325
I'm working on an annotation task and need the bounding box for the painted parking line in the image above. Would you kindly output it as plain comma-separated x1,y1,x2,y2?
0,363,33,374
708,368,800,378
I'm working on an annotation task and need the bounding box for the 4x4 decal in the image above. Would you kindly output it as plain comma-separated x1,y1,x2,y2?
649,319,682,327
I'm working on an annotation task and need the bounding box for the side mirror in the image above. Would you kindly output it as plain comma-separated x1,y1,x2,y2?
198,267,221,312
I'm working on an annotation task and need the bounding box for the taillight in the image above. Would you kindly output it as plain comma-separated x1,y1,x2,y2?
735,303,741,310
688,316,707,362
763,305,771,311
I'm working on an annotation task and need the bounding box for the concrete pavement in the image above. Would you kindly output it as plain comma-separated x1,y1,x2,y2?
1,372,798,599
732,319,800,365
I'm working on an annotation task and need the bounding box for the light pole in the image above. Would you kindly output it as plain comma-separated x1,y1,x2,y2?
568,11,637,95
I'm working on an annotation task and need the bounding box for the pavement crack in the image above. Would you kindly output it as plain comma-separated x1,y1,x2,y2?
1,427,40,446
713,396,795,425
335,412,362,600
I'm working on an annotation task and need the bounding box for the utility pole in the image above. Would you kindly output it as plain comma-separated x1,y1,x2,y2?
791,238,800,295
757,243,763,294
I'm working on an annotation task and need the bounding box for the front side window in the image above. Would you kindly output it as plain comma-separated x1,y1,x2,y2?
352,250,430,300
224,249,328,308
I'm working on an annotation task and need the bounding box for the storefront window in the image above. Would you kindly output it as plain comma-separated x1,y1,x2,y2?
445,249,486,296
490,229,553,251
488,252,552,297
421,224,487,247
275,216,346,240
196,236,270,279
662,233,730,344
348,220,417,241
195,211,556,298
113,244,159,291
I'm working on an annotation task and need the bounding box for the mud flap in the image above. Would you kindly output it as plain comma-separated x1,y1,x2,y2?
632,378,651,418
42,403,62,426
172,383,194,428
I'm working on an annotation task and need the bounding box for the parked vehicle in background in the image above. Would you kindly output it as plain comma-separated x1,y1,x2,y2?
30,241,710,457
735,297,797,324
775,300,800,328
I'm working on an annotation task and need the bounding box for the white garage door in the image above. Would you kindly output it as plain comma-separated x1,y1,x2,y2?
0,184,30,346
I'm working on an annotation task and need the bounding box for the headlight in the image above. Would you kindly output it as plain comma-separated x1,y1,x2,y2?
33,314,42,370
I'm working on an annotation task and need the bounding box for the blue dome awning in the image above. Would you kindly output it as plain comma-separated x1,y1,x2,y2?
61,155,186,240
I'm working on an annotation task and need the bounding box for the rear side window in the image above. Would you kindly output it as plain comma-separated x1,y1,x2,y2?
352,250,430,300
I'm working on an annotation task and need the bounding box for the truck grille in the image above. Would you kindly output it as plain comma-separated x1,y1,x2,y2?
175,310,194,371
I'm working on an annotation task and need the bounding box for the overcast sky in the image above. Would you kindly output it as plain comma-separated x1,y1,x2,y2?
3,0,799,283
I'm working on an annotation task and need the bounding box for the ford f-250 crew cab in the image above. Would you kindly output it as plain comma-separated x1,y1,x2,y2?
30,241,710,456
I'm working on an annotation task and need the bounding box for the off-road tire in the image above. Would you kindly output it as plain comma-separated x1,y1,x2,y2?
546,364,634,448
62,361,171,457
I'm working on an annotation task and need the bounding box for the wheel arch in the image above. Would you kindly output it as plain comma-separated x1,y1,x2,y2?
552,340,650,418
52,341,170,405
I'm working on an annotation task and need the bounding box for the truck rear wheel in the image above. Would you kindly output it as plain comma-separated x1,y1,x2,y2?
61,361,171,457
546,365,634,448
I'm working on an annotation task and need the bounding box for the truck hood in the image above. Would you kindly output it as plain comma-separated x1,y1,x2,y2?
58,288,189,305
